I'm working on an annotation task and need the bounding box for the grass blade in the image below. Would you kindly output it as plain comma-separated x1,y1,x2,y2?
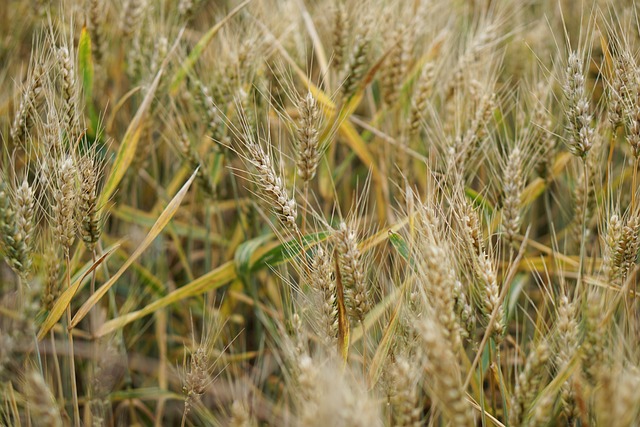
77,26,97,131
169,0,251,94
97,27,186,210
70,169,199,329
95,261,237,337
367,285,402,386
37,244,119,340
334,247,350,364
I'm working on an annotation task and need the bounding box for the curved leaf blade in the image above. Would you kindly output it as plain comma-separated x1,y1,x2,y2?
37,245,118,340
98,56,167,210
70,169,199,329
95,261,237,337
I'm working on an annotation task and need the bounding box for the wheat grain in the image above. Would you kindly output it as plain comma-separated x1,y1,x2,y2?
416,315,474,425
408,62,435,139
502,146,524,244
388,356,421,427
57,45,78,136
335,221,369,323
381,27,408,107
183,346,208,417
555,294,579,422
564,52,593,158
10,64,45,143
296,91,322,182
242,129,298,233
87,0,105,62
1,179,35,280
340,17,371,102
53,156,77,257
310,246,338,347
332,2,348,71
121,0,147,38
77,154,102,251
510,341,550,427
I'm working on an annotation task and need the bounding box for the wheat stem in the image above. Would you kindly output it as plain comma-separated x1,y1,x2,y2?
50,329,63,403
575,159,588,297
633,157,638,212
301,183,309,237
65,257,80,427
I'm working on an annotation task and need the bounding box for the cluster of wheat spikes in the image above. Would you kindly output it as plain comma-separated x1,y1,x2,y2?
3,0,640,426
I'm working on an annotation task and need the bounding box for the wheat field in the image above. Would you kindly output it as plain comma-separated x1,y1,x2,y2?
1,0,640,426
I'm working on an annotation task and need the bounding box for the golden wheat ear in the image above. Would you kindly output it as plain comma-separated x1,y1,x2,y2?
0,177,35,281
416,315,474,425
77,154,102,251
335,220,369,324
309,245,339,348
296,91,322,183
23,371,63,427
11,63,46,145
52,155,77,259
510,341,550,427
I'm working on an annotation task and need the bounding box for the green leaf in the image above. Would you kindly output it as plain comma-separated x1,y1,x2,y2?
77,26,97,131
481,339,492,374
465,187,494,215
210,151,225,187
234,234,272,279
388,230,410,261
109,387,183,402
251,231,331,271
96,220,411,337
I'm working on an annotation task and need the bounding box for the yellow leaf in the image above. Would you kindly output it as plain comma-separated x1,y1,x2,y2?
37,245,119,340
99,72,162,210
368,283,404,385
95,216,413,336
70,169,199,329
95,261,237,337
334,248,350,364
